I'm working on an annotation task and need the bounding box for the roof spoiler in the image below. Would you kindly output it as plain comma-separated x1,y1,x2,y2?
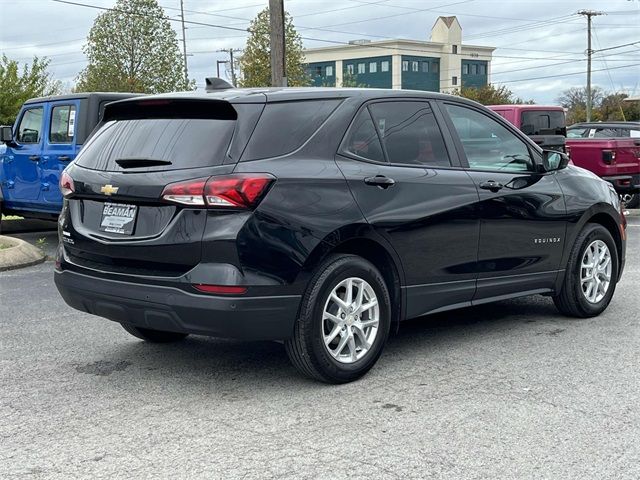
205,77,234,91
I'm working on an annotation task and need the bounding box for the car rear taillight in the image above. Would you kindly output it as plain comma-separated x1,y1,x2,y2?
60,171,75,198
161,174,275,209
193,284,248,295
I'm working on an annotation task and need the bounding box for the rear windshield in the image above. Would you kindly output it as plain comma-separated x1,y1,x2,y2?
75,118,235,171
520,111,565,135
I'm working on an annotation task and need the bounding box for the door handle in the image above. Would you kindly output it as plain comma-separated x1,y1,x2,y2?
28,155,40,162
58,155,71,161
479,180,504,192
364,175,396,189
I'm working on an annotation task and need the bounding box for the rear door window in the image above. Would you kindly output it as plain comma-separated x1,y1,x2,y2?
75,118,235,171
17,107,44,143
342,108,385,162
520,110,565,135
368,101,450,167
242,99,342,161
49,105,76,143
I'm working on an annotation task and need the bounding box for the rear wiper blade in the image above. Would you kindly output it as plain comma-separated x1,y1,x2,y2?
115,158,173,169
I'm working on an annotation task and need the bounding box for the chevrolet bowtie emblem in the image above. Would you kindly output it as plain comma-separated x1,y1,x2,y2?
100,184,119,196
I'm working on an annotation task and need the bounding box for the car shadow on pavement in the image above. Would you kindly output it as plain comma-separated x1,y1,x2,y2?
87,294,563,389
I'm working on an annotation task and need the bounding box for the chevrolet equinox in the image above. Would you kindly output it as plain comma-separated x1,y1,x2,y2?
54,88,627,383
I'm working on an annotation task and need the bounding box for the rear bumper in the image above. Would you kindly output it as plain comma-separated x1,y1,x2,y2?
602,174,640,194
54,269,301,341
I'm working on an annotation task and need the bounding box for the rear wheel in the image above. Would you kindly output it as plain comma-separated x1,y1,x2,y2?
285,254,391,383
621,193,639,209
553,224,618,317
120,324,188,343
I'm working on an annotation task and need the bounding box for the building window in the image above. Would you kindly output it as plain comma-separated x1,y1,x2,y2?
315,66,322,76
369,62,377,73
462,64,468,75
421,61,429,73
471,64,477,75
357,63,365,74
432,62,439,73
326,65,333,76
478,64,486,75
452,45,458,54
452,76,458,86
402,60,408,71
411,61,419,72
381,61,389,72
347,64,354,74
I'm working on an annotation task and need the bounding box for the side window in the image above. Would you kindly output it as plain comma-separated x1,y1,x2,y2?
593,127,621,138
445,103,534,172
17,107,44,144
242,99,342,161
369,101,451,167
342,108,384,162
49,105,77,143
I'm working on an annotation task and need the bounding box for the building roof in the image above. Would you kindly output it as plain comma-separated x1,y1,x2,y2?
438,16,457,28
304,38,495,55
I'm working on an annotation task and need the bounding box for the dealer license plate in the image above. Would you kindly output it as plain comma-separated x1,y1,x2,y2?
99,202,137,235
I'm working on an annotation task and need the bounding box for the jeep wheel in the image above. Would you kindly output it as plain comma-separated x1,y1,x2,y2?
285,254,391,383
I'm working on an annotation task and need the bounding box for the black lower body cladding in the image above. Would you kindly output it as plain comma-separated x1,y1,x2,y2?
54,269,301,341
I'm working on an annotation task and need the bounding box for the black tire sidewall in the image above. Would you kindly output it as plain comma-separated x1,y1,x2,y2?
570,225,619,316
305,256,391,382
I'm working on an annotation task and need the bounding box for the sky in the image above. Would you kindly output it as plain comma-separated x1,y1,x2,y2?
1,0,639,103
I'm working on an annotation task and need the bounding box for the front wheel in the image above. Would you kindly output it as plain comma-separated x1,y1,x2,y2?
553,224,618,318
285,254,391,383
121,324,189,343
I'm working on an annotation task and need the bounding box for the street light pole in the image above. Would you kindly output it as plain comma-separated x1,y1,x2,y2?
578,10,604,122
179,0,189,85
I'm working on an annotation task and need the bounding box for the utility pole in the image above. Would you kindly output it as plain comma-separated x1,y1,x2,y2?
269,0,286,87
179,0,189,85
578,10,604,121
218,49,241,86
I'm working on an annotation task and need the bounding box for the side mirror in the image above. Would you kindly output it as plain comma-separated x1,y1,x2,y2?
0,126,13,143
541,150,570,172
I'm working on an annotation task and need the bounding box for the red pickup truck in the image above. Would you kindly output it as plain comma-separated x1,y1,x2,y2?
566,122,640,208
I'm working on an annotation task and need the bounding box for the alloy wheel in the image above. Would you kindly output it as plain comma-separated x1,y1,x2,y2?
322,277,380,364
580,239,612,304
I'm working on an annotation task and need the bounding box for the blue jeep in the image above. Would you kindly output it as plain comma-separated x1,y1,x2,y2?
0,93,138,220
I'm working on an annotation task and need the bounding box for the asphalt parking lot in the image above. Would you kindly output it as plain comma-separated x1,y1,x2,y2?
1,216,639,479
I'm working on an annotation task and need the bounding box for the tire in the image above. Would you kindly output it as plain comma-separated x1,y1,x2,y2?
621,193,639,209
553,223,619,318
285,254,391,384
120,323,189,343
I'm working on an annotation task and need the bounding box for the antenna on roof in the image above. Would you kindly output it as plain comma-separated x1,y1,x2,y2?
205,77,234,91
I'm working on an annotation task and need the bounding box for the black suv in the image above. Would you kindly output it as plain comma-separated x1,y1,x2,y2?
55,88,627,383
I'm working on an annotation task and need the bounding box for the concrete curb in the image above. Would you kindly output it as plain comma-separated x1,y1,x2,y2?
0,235,46,272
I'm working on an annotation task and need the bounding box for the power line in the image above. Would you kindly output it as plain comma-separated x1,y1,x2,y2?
495,62,640,85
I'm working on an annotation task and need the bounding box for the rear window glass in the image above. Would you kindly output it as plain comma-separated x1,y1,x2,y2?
242,99,342,161
74,118,235,171
520,111,565,135
342,108,384,162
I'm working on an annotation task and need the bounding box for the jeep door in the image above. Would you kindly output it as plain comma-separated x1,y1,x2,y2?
41,100,80,210
336,99,480,318
3,103,46,210
440,101,567,301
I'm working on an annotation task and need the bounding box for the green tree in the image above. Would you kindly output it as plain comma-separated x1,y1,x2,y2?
556,86,604,124
76,0,191,93
238,8,309,87
452,84,532,105
0,56,61,125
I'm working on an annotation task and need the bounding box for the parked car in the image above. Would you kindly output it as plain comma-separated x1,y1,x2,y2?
567,121,640,139
54,89,626,383
488,105,566,152
0,92,140,220
565,122,640,208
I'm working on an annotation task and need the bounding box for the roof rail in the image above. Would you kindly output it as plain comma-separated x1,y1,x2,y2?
205,77,234,91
